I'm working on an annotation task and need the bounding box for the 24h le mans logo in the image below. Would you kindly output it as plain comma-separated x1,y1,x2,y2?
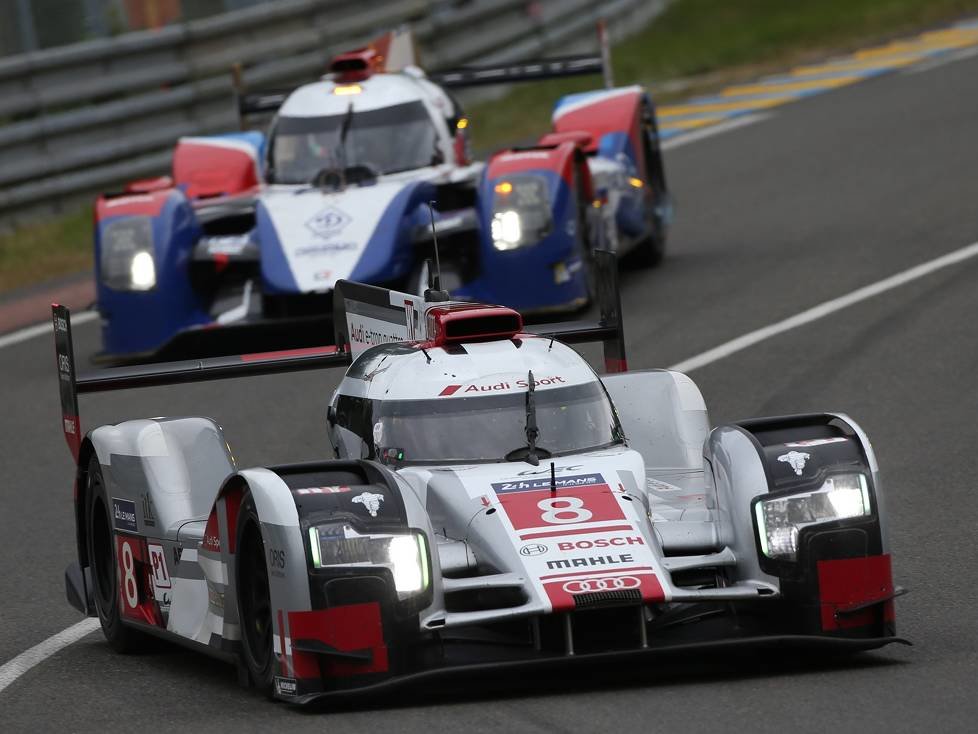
306,206,351,238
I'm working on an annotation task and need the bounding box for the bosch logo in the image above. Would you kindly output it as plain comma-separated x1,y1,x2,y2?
520,543,548,556
562,576,641,594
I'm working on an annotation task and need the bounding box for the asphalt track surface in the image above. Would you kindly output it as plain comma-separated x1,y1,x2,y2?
2,49,978,733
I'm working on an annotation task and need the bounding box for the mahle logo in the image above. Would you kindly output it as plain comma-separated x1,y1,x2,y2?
306,206,351,238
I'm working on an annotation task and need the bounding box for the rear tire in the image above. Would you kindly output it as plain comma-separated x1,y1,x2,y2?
85,456,148,653
236,493,275,694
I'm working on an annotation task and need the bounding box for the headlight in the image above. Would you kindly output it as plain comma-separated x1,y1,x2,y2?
755,473,871,561
309,524,429,600
490,175,551,250
100,217,156,290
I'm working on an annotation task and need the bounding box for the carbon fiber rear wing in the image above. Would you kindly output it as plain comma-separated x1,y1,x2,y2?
52,251,625,460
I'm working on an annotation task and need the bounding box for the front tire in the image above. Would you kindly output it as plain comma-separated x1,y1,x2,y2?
85,456,147,653
236,493,275,694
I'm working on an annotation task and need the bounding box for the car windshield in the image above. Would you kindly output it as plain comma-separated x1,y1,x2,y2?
270,101,440,184
375,381,623,464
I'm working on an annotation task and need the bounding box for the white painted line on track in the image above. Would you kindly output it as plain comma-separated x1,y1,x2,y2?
0,618,99,695
662,112,772,150
669,239,978,373
0,311,97,351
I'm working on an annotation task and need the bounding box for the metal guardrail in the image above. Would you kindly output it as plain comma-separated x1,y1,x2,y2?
0,0,667,223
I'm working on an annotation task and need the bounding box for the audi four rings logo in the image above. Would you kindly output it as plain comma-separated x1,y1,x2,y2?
520,543,548,556
562,576,641,593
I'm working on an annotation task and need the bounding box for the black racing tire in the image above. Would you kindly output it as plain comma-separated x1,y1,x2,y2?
236,493,276,695
85,455,148,653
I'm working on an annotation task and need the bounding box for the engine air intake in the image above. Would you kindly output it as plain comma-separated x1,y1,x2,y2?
426,305,523,345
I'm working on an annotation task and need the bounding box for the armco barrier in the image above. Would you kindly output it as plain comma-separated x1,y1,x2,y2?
0,0,668,224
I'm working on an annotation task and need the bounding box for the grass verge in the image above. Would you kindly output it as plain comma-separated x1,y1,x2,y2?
0,207,91,294
3,0,978,296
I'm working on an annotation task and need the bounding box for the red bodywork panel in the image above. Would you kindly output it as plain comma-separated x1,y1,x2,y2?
553,88,644,156
486,142,581,189
817,554,895,631
95,188,172,221
172,138,260,200
289,603,389,678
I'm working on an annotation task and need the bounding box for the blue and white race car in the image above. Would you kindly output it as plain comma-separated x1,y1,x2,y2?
93,32,671,360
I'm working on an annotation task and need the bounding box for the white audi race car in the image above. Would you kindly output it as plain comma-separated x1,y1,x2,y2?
54,252,904,704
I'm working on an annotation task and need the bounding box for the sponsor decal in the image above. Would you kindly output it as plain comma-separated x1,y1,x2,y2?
520,543,548,557
295,242,357,256
203,234,251,255
646,477,682,493
562,575,641,594
785,437,849,448
305,205,351,238
147,543,171,611
556,537,644,550
352,491,385,517
269,548,287,578
498,151,552,161
546,553,634,570
517,464,583,477
141,493,156,528
439,376,566,396
112,498,138,532
313,269,333,282
492,473,603,494
348,319,405,351
778,450,811,476
202,532,221,553
208,587,224,610
275,676,298,696
294,486,352,495
63,417,77,435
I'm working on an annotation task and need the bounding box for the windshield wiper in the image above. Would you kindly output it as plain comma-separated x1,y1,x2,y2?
505,370,548,466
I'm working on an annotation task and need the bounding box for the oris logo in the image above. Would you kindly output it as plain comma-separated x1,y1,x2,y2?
562,576,641,594
520,543,548,556
269,549,287,569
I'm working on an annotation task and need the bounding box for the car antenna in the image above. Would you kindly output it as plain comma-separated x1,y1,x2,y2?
524,370,540,466
550,461,557,496
420,346,432,364
424,200,449,302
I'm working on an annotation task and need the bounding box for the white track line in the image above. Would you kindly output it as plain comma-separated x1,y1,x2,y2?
662,113,772,150
669,239,978,373
0,310,97,351
0,618,100,695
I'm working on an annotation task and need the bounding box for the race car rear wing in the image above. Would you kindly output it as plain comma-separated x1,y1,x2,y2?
52,251,625,460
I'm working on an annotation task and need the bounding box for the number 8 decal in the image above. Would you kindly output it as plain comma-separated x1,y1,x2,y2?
537,496,593,524
121,540,138,609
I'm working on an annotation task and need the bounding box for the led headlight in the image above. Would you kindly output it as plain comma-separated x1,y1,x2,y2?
755,473,871,561
309,524,429,600
490,175,551,250
100,217,156,290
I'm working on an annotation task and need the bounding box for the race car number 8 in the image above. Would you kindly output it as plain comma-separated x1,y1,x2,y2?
537,497,592,524
121,540,138,609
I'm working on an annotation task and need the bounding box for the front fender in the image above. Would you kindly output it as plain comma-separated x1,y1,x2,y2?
95,189,209,355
